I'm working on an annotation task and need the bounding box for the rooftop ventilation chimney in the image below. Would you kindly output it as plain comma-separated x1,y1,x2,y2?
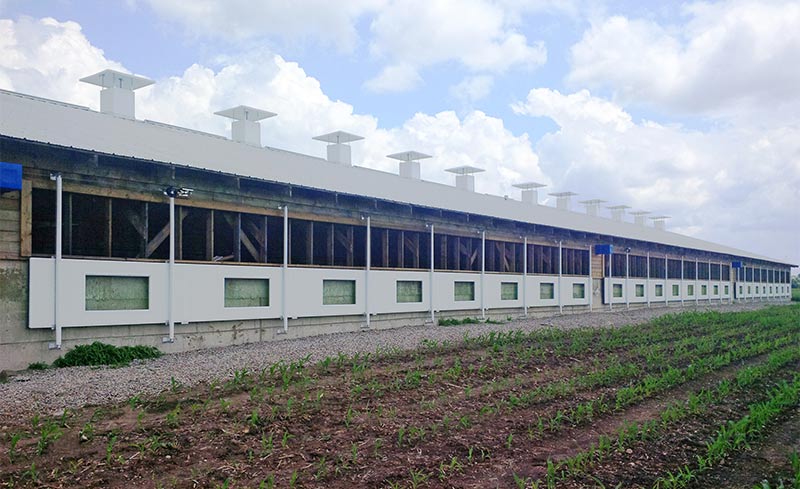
650,215,671,230
388,151,431,179
579,199,607,216
215,105,276,147
630,210,652,226
445,166,485,192
549,191,578,211
80,69,154,119
512,182,547,205
607,204,631,222
313,131,364,166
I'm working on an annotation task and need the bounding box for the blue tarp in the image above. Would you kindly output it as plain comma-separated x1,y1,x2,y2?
0,162,22,191
594,244,613,255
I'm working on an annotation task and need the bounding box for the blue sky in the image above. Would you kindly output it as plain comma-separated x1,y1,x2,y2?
1,0,798,268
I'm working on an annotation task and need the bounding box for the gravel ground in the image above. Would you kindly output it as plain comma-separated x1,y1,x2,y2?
0,302,778,418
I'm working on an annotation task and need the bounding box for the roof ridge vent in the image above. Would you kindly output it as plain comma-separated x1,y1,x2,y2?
388,151,431,179
650,215,671,230
607,204,631,221
578,199,607,216
549,191,578,211
445,165,485,192
80,69,154,119
512,182,546,205
630,210,652,226
215,105,276,147
313,131,364,166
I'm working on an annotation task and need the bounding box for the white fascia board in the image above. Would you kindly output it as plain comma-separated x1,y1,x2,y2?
0,89,791,266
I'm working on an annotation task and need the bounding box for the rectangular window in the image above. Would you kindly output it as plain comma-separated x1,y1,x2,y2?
500,282,519,300
748,286,752,294
540,282,555,300
396,280,423,303
713,285,719,295
724,285,729,295
572,283,586,299
323,280,356,305
688,285,694,296
635,284,645,297
454,281,475,301
655,284,664,297
85,275,149,311
756,286,760,294
672,284,680,296
612,283,623,298
701,285,707,296
224,278,269,308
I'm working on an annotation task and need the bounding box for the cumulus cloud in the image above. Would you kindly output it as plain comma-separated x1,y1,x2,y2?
0,16,544,198
567,1,800,120
365,0,546,92
140,0,383,52
450,75,494,105
513,87,800,263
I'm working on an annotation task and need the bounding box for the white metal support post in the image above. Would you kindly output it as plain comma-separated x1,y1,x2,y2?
646,252,651,307
707,262,711,304
558,240,563,314
49,173,63,350
480,230,486,319
365,216,371,329
695,259,699,306
625,251,630,309
164,194,176,343
281,205,288,334
429,225,435,323
523,237,528,316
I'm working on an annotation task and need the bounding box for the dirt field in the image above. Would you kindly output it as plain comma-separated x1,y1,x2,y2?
2,305,799,488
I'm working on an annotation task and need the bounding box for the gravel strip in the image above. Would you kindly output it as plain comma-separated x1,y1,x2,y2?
0,302,778,418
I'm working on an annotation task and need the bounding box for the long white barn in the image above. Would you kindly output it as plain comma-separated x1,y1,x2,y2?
0,71,793,370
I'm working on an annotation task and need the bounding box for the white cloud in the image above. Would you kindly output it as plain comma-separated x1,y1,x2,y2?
450,75,494,104
0,16,544,198
141,0,383,52
514,87,800,263
365,0,546,92
0,17,126,105
567,1,800,120
363,63,422,93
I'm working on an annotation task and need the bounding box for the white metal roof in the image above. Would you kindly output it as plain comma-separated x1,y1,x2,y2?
0,88,791,265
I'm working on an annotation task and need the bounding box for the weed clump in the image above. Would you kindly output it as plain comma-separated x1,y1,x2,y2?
52,342,162,368
27,362,50,370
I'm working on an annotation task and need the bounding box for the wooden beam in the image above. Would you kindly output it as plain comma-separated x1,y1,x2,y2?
307,221,314,265
145,221,170,258
19,180,32,257
381,228,388,267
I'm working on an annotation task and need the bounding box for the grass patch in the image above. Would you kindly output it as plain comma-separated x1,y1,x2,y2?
27,362,50,371
52,342,162,368
438,317,506,326
792,287,799,302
